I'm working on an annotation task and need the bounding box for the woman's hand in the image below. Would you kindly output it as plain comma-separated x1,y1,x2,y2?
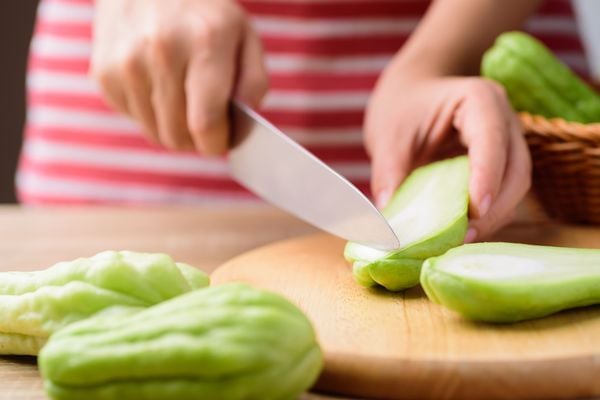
91,0,268,154
365,68,531,242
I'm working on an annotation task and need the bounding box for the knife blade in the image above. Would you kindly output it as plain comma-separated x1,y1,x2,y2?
228,101,400,250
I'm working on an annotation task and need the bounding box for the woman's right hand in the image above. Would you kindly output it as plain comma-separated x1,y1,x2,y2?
92,0,269,154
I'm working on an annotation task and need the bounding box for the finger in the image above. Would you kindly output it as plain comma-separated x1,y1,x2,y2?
120,55,159,144
464,209,516,243
235,24,269,107
369,128,414,209
469,124,531,240
457,82,510,219
148,37,194,151
185,17,241,155
93,68,129,116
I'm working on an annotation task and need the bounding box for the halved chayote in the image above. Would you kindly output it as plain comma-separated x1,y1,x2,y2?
344,156,469,291
421,242,600,322
39,282,323,400
0,251,208,355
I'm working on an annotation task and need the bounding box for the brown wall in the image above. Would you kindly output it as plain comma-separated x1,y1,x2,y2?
0,1,39,203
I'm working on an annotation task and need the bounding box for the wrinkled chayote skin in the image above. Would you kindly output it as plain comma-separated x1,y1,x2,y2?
0,251,209,355
345,156,469,291
421,242,600,322
40,283,323,400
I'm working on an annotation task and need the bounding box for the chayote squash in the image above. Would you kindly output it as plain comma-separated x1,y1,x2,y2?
39,282,323,400
421,242,600,322
0,251,208,355
482,31,600,123
344,156,469,291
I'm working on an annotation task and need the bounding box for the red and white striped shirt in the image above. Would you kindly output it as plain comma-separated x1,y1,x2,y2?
18,0,589,205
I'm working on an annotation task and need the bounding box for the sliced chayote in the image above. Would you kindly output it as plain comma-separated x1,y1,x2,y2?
40,283,323,400
421,242,600,322
345,156,469,291
0,251,209,355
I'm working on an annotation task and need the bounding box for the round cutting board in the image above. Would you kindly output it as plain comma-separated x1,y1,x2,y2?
211,234,600,400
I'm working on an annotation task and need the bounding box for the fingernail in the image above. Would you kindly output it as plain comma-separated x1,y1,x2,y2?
464,227,477,243
376,189,393,209
478,194,492,218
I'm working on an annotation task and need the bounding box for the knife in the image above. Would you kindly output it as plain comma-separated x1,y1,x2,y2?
228,101,400,251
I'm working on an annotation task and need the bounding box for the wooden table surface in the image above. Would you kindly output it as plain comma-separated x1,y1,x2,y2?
0,204,598,400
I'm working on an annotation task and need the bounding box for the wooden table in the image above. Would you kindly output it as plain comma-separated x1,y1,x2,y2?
0,205,598,400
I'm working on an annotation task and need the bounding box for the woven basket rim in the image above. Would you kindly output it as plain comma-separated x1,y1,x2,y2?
519,112,600,143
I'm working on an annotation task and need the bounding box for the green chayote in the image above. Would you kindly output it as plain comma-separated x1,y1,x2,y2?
344,156,469,291
482,31,600,123
421,242,600,322
39,283,323,400
0,251,209,355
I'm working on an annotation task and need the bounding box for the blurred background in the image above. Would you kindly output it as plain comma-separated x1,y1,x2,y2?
0,0,599,204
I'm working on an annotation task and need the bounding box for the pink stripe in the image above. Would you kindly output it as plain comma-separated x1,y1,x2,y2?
262,109,364,128
529,33,585,52
29,55,90,73
26,126,367,163
25,126,155,150
28,91,366,129
35,20,91,39
262,34,407,56
29,91,112,112
240,1,430,19
537,0,576,16
20,157,246,191
271,73,378,91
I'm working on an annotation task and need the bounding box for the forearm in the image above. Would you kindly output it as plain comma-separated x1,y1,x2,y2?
392,0,542,78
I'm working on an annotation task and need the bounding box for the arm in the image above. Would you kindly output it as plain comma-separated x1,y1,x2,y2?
394,0,542,77
366,0,540,241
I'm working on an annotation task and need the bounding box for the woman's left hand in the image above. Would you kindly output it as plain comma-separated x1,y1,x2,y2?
365,66,531,242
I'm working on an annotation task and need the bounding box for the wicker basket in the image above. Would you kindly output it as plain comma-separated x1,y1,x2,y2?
520,112,600,224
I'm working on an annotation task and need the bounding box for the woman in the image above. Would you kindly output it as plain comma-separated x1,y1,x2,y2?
20,0,588,241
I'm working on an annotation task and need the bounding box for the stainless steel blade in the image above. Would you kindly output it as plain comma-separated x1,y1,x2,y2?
228,101,400,250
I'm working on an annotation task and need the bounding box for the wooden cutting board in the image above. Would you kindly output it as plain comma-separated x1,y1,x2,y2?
211,232,600,400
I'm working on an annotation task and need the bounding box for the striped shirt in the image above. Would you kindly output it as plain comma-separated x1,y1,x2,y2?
18,0,589,204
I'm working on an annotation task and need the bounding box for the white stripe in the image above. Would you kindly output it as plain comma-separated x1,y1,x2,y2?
285,128,364,146
28,71,98,95
574,0,600,79
38,1,94,24
525,16,579,35
263,91,370,111
556,52,589,71
17,170,255,204
31,35,91,58
266,54,391,73
27,105,139,133
253,16,418,38
23,137,230,177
